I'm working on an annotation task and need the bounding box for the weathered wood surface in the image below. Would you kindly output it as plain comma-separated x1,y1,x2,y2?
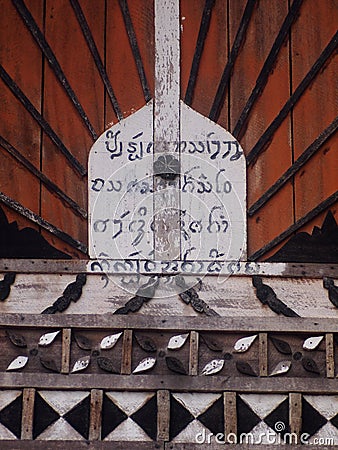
1,260,337,277
0,273,336,317
0,314,336,333
0,373,336,393
166,445,337,450
0,442,164,449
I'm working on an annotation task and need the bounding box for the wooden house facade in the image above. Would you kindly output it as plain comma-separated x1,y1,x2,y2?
0,0,337,447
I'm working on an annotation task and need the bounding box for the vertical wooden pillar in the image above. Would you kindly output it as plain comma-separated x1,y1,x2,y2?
89,389,103,441
21,388,35,440
326,333,335,378
289,393,302,442
157,390,170,441
61,328,71,374
224,392,237,441
189,331,199,375
121,329,133,374
153,0,181,260
259,332,268,377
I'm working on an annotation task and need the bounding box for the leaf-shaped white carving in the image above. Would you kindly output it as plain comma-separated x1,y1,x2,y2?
234,335,257,353
201,359,224,376
303,336,324,350
100,332,122,350
6,355,28,371
270,360,292,376
38,330,60,347
133,357,156,374
167,333,189,350
71,355,90,373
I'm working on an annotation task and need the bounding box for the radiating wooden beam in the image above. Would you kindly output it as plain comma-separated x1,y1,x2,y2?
249,191,338,260
118,0,151,103
247,31,338,165
0,191,87,253
13,0,98,140
70,0,123,120
0,65,86,176
0,135,87,219
184,0,216,106
248,117,338,216
233,0,303,139
209,0,257,122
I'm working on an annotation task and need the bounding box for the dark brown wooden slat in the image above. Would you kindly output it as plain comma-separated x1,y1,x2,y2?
0,372,336,393
167,446,335,450
0,314,336,332
247,31,338,165
0,442,164,449
184,0,216,106
249,191,338,261
0,64,86,177
118,0,152,103
0,191,87,253
0,135,87,219
209,0,257,122
69,0,123,121
232,0,303,139
12,0,98,140
248,117,338,216
0,260,337,278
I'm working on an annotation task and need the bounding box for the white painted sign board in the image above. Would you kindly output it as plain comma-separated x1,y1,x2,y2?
88,0,246,268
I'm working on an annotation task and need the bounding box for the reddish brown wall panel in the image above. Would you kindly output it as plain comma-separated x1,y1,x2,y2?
291,0,338,222
41,0,105,249
105,0,150,125
0,0,43,225
228,0,293,257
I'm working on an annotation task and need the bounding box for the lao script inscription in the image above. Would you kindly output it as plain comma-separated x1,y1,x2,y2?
88,101,246,261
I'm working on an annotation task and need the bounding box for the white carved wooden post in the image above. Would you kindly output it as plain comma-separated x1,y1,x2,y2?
88,0,246,273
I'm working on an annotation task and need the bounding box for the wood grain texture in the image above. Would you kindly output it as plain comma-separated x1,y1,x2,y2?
89,389,103,441
289,392,302,438
291,1,337,226
0,373,336,393
259,332,268,377
157,389,170,441
41,0,105,251
0,260,337,278
326,333,335,378
105,0,147,122
121,329,133,374
229,0,294,257
224,391,237,437
61,328,71,374
0,0,42,227
1,273,337,318
0,443,164,449
21,388,35,440
189,331,199,376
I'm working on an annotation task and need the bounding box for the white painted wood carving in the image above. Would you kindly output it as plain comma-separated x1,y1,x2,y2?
88,0,246,267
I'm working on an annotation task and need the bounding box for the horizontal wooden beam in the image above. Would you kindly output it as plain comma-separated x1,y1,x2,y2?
167,445,337,450
0,442,163,449
0,313,336,332
0,259,337,278
0,372,336,393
